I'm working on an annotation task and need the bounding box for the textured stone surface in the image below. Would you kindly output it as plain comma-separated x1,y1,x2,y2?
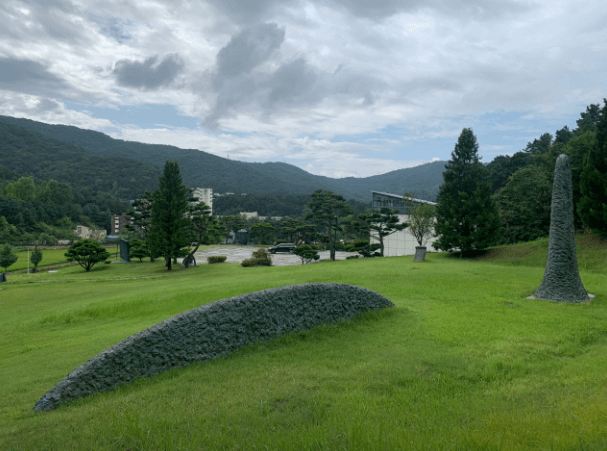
414,246,427,262
533,154,590,302
34,283,394,411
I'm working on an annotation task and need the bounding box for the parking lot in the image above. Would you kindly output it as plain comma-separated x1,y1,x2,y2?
184,246,359,267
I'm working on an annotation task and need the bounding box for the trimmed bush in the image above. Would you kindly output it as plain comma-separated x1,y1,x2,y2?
207,256,227,264
241,258,272,267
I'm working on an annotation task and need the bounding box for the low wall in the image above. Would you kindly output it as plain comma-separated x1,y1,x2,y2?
34,283,394,411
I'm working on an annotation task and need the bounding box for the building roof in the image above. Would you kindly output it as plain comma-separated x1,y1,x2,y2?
372,191,436,206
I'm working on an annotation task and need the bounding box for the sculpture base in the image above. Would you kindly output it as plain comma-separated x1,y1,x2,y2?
527,293,594,302
414,246,427,262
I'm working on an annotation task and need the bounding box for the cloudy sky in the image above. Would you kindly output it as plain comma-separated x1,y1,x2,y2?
1,0,606,178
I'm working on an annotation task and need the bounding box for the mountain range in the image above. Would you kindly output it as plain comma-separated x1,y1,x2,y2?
0,115,446,202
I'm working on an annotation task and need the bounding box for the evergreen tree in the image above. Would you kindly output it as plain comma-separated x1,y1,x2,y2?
30,245,43,273
357,207,407,257
434,128,501,254
306,190,352,261
148,161,190,270
64,239,110,272
578,99,607,237
0,243,18,280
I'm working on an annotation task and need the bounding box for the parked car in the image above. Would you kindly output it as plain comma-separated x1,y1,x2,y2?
268,243,296,254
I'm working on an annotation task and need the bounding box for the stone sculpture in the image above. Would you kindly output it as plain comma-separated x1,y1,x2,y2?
532,154,590,302
34,283,394,411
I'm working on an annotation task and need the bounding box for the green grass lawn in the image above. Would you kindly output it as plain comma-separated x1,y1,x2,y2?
1,237,606,450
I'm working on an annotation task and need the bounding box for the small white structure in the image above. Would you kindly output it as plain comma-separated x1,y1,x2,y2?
370,191,439,257
192,187,213,213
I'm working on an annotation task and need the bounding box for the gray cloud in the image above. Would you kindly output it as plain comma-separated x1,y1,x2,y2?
203,51,382,128
204,0,288,24
265,58,319,107
214,23,285,84
0,57,71,97
324,0,530,20
113,54,184,90
0,0,90,44
36,98,60,113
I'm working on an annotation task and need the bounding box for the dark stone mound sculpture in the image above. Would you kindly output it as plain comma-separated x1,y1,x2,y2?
34,283,394,412
532,154,590,302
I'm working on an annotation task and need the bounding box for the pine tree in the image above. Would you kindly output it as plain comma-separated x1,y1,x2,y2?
30,245,43,273
577,99,607,237
305,190,352,261
434,128,501,254
148,161,190,270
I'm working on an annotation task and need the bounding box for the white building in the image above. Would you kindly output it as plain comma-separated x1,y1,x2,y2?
192,187,213,213
370,191,439,257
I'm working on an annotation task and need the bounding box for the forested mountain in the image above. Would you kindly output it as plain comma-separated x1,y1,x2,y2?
0,121,161,199
214,194,370,217
0,115,445,202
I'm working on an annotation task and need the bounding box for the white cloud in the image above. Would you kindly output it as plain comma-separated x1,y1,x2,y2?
0,0,606,178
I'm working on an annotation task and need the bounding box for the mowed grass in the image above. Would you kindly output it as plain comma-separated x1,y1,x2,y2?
7,243,229,272
1,237,606,450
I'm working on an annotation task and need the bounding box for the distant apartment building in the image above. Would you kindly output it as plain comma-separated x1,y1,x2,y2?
370,191,439,256
193,187,213,213
111,213,133,235
75,225,107,242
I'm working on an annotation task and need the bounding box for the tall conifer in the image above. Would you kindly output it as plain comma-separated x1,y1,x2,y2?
434,128,501,254
148,161,190,270
577,99,607,237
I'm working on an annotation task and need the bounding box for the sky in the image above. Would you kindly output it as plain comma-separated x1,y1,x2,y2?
0,0,606,178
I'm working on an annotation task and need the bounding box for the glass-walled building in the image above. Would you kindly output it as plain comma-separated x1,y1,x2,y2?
370,191,439,256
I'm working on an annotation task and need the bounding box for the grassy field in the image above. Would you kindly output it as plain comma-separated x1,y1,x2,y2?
7,244,228,272
1,236,606,450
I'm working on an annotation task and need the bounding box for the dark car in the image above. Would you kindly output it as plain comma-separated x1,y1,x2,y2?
268,243,296,254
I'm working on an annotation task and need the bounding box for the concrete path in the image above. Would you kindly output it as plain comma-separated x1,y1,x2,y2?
182,246,359,267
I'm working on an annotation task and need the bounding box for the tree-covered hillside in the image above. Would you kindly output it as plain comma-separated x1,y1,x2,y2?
0,121,160,199
0,116,445,202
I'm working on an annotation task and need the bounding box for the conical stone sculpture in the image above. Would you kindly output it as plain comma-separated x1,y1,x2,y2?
532,154,590,302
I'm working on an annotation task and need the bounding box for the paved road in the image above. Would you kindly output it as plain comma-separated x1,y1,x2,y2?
183,246,359,267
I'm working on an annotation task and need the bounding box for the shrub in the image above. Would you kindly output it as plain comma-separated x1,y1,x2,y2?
208,256,227,264
252,248,272,265
241,258,272,267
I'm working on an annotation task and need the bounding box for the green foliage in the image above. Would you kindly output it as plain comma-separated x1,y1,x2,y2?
494,166,552,244
250,222,275,244
183,200,225,267
357,207,407,257
241,257,272,267
148,161,190,270
403,194,436,247
127,191,153,238
0,243,18,273
578,99,607,237
345,239,381,258
30,246,43,272
128,239,148,262
292,244,320,264
435,128,501,253
240,248,273,268
219,215,246,243
486,151,534,193
207,256,227,264
252,248,272,265
64,239,110,271
306,190,352,261
0,119,160,199
214,194,370,217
